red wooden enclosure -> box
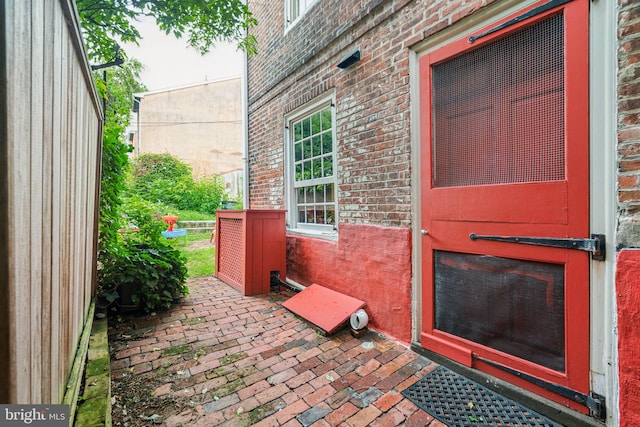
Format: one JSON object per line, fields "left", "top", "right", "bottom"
{"left": 215, "top": 210, "right": 287, "bottom": 296}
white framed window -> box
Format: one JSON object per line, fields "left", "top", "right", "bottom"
{"left": 285, "top": 0, "right": 317, "bottom": 29}
{"left": 285, "top": 96, "right": 337, "bottom": 233}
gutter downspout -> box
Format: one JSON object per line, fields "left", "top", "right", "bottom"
{"left": 242, "top": 16, "right": 250, "bottom": 209}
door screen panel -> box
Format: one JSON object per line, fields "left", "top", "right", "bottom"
{"left": 434, "top": 251, "right": 565, "bottom": 372}
{"left": 432, "top": 13, "right": 565, "bottom": 187}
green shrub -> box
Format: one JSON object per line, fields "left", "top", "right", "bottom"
{"left": 120, "top": 196, "right": 165, "bottom": 240}
{"left": 177, "top": 176, "right": 226, "bottom": 214}
{"left": 98, "top": 197, "right": 188, "bottom": 313}
{"left": 131, "top": 152, "right": 192, "bottom": 182}
{"left": 128, "top": 153, "right": 228, "bottom": 214}
{"left": 99, "top": 242, "right": 188, "bottom": 313}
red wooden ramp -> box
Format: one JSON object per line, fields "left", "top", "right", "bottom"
{"left": 282, "top": 284, "right": 365, "bottom": 334}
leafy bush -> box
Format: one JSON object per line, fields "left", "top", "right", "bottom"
{"left": 98, "top": 197, "right": 188, "bottom": 313}
{"left": 99, "top": 243, "right": 188, "bottom": 313}
{"left": 129, "top": 153, "right": 228, "bottom": 214}
{"left": 120, "top": 195, "right": 168, "bottom": 244}
{"left": 131, "top": 152, "right": 192, "bottom": 182}
{"left": 176, "top": 175, "right": 226, "bottom": 214}
{"left": 97, "top": 61, "right": 145, "bottom": 267}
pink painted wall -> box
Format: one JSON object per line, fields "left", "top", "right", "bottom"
{"left": 286, "top": 223, "right": 413, "bottom": 343}
{"left": 616, "top": 249, "right": 640, "bottom": 426}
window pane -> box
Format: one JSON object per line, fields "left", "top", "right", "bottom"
{"left": 326, "top": 183, "right": 334, "bottom": 202}
{"left": 316, "top": 185, "right": 325, "bottom": 202}
{"left": 326, "top": 206, "right": 335, "bottom": 225}
{"left": 303, "top": 161, "right": 312, "bottom": 180}
{"left": 295, "top": 142, "right": 302, "bottom": 161}
{"left": 312, "top": 158, "right": 322, "bottom": 178}
{"left": 297, "top": 187, "right": 305, "bottom": 204}
{"left": 299, "top": 208, "right": 306, "bottom": 223}
{"left": 311, "top": 112, "right": 321, "bottom": 134}
{"left": 307, "top": 205, "right": 315, "bottom": 223}
{"left": 323, "top": 155, "right": 333, "bottom": 177}
{"left": 322, "top": 132, "right": 332, "bottom": 154}
{"left": 321, "top": 108, "right": 331, "bottom": 130}
{"left": 314, "top": 205, "right": 325, "bottom": 224}
{"left": 312, "top": 135, "right": 321, "bottom": 157}
{"left": 303, "top": 139, "right": 312, "bottom": 160}
{"left": 294, "top": 122, "right": 302, "bottom": 141}
{"left": 302, "top": 118, "right": 311, "bottom": 138}
{"left": 295, "top": 163, "right": 302, "bottom": 181}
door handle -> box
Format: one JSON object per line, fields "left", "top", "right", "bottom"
{"left": 469, "top": 233, "right": 606, "bottom": 261}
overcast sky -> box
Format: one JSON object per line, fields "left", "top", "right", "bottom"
{"left": 123, "top": 17, "right": 243, "bottom": 91}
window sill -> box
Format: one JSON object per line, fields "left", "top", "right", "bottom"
{"left": 286, "top": 227, "right": 338, "bottom": 241}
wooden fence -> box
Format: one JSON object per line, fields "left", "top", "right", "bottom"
{"left": 0, "top": 0, "right": 102, "bottom": 403}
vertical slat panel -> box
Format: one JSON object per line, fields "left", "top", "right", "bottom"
{"left": 84, "top": 106, "right": 95, "bottom": 309}
{"left": 62, "top": 52, "right": 73, "bottom": 374}
{"left": 41, "top": 0, "right": 55, "bottom": 402}
{"left": 6, "top": 0, "right": 33, "bottom": 404}
{"left": 30, "top": 0, "right": 45, "bottom": 403}
{"left": 0, "top": 0, "right": 9, "bottom": 404}
{"left": 48, "top": 0, "right": 63, "bottom": 402}
{"left": 71, "top": 64, "right": 81, "bottom": 358}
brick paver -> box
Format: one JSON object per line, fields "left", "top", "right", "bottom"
{"left": 109, "top": 276, "right": 442, "bottom": 426}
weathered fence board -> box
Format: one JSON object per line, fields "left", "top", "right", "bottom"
{"left": 0, "top": 0, "right": 102, "bottom": 404}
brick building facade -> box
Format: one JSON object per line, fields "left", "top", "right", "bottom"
{"left": 246, "top": 0, "right": 639, "bottom": 424}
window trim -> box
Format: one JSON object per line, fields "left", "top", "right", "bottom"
{"left": 284, "top": 0, "right": 318, "bottom": 32}
{"left": 284, "top": 94, "right": 337, "bottom": 236}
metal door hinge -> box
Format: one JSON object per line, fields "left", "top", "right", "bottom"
{"left": 585, "top": 392, "right": 606, "bottom": 421}
{"left": 469, "top": 233, "right": 606, "bottom": 261}
{"left": 473, "top": 355, "right": 607, "bottom": 421}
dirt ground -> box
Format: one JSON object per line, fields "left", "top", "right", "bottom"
{"left": 183, "top": 237, "right": 215, "bottom": 251}
{"left": 109, "top": 277, "right": 211, "bottom": 427}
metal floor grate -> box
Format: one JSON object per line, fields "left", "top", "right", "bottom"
{"left": 402, "top": 366, "right": 562, "bottom": 426}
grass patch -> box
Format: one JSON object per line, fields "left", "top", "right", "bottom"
{"left": 173, "top": 209, "right": 217, "bottom": 221}
{"left": 184, "top": 231, "right": 211, "bottom": 243}
{"left": 184, "top": 247, "right": 216, "bottom": 277}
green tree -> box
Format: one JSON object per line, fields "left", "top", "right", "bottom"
{"left": 76, "top": 0, "right": 257, "bottom": 62}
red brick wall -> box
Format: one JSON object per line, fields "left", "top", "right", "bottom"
{"left": 618, "top": 0, "right": 640, "bottom": 242}
{"left": 247, "top": 0, "right": 494, "bottom": 220}
{"left": 617, "top": 1, "right": 640, "bottom": 425}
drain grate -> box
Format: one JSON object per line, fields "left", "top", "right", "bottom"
{"left": 402, "top": 366, "right": 563, "bottom": 426}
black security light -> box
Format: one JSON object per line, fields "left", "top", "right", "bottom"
{"left": 337, "top": 47, "right": 361, "bottom": 69}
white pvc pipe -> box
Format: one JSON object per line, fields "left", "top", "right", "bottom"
{"left": 350, "top": 309, "right": 369, "bottom": 330}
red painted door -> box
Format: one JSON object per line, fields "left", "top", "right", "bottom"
{"left": 420, "top": 0, "right": 590, "bottom": 410}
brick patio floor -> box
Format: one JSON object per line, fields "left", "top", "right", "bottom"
{"left": 109, "top": 276, "right": 445, "bottom": 426}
